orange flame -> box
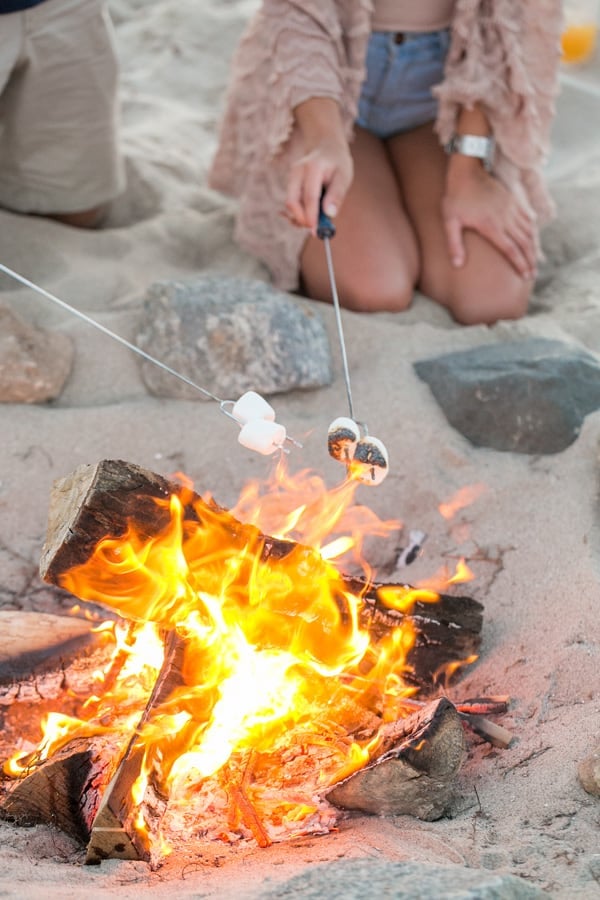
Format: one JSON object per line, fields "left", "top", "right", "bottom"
{"left": 4, "top": 463, "right": 477, "bottom": 850}
{"left": 438, "top": 483, "right": 487, "bottom": 520}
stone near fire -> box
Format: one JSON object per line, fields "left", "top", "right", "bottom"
{"left": 262, "top": 859, "right": 547, "bottom": 899}
{"left": 135, "top": 276, "right": 332, "bottom": 400}
{"left": 414, "top": 338, "right": 600, "bottom": 454}
{"left": 577, "top": 743, "right": 600, "bottom": 797}
{"left": 0, "top": 303, "right": 73, "bottom": 403}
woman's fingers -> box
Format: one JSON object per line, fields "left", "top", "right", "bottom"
{"left": 303, "top": 165, "right": 327, "bottom": 233}
{"left": 444, "top": 214, "right": 466, "bottom": 267}
{"left": 285, "top": 137, "right": 353, "bottom": 231}
{"left": 322, "top": 162, "right": 353, "bottom": 221}
{"left": 285, "top": 161, "right": 307, "bottom": 226}
{"left": 501, "top": 233, "right": 532, "bottom": 280}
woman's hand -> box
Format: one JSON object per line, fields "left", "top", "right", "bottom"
{"left": 442, "top": 156, "right": 537, "bottom": 280}
{"left": 285, "top": 98, "right": 353, "bottom": 233}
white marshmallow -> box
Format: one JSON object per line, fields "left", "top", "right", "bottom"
{"left": 238, "top": 419, "right": 287, "bottom": 455}
{"left": 327, "top": 416, "right": 360, "bottom": 462}
{"left": 232, "top": 391, "right": 276, "bottom": 424}
{"left": 351, "top": 436, "right": 389, "bottom": 486}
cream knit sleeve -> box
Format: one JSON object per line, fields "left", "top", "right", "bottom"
{"left": 434, "top": 0, "right": 562, "bottom": 222}
{"left": 209, "top": 0, "right": 370, "bottom": 290}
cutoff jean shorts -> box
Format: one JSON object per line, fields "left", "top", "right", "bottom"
{"left": 0, "top": 0, "right": 125, "bottom": 214}
{"left": 356, "top": 29, "right": 451, "bottom": 140}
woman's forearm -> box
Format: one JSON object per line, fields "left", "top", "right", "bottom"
{"left": 455, "top": 103, "right": 491, "bottom": 137}
{"left": 293, "top": 97, "right": 346, "bottom": 145}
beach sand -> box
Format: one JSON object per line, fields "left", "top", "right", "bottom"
{"left": 0, "top": 2, "right": 599, "bottom": 897}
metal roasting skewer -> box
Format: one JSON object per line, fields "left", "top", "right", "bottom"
{"left": 317, "top": 196, "right": 390, "bottom": 486}
{"left": 0, "top": 261, "right": 302, "bottom": 449}
{"left": 317, "top": 204, "right": 355, "bottom": 422}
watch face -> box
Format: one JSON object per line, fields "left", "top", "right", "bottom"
{"left": 447, "top": 135, "right": 494, "bottom": 171}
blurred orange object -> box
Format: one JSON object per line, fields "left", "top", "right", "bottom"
{"left": 561, "top": 22, "right": 598, "bottom": 63}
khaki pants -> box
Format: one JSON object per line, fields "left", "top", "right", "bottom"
{"left": 0, "top": 0, "right": 125, "bottom": 214}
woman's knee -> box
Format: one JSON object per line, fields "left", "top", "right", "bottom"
{"left": 422, "top": 252, "right": 532, "bottom": 325}
{"left": 446, "top": 276, "right": 531, "bottom": 325}
{"left": 302, "top": 257, "right": 416, "bottom": 312}
{"left": 338, "top": 268, "right": 416, "bottom": 312}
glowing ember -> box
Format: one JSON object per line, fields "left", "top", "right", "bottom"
{"left": 3, "top": 463, "right": 480, "bottom": 855}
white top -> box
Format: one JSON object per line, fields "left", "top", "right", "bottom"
{"left": 371, "top": 0, "right": 456, "bottom": 32}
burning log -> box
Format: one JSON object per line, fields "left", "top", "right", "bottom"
{"left": 327, "top": 697, "right": 465, "bottom": 820}
{"left": 0, "top": 611, "right": 102, "bottom": 685}
{"left": 0, "top": 735, "right": 123, "bottom": 844}
{"left": 39, "top": 459, "right": 483, "bottom": 689}
{"left": 85, "top": 629, "right": 188, "bottom": 863}
{"left": 0, "top": 459, "right": 488, "bottom": 863}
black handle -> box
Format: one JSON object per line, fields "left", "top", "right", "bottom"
{"left": 317, "top": 189, "right": 336, "bottom": 240}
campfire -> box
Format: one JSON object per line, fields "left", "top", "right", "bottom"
{"left": 0, "top": 459, "right": 501, "bottom": 868}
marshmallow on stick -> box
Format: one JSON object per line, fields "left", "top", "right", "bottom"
{"left": 232, "top": 390, "right": 275, "bottom": 424}
{"left": 238, "top": 419, "right": 287, "bottom": 455}
{"left": 350, "top": 436, "right": 389, "bottom": 485}
{"left": 327, "top": 416, "right": 361, "bottom": 462}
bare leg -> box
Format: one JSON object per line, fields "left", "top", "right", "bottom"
{"left": 387, "top": 123, "right": 532, "bottom": 325}
{"left": 48, "top": 204, "right": 108, "bottom": 229}
{"left": 300, "top": 126, "right": 420, "bottom": 312}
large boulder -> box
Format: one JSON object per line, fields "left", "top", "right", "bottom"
{"left": 262, "top": 859, "right": 547, "bottom": 899}
{"left": 136, "top": 276, "right": 332, "bottom": 400}
{"left": 414, "top": 338, "right": 600, "bottom": 454}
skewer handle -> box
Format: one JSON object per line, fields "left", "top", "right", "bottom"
{"left": 317, "top": 191, "right": 336, "bottom": 240}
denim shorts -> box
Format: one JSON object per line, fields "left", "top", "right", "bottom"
{"left": 356, "top": 29, "right": 450, "bottom": 139}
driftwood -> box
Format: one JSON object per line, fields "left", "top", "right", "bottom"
{"left": 39, "top": 459, "right": 483, "bottom": 690}
{"left": 327, "top": 697, "right": 465, "bottom": 820}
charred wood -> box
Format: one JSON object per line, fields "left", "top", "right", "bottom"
{"left": 0, "top": 735, "right": 122, "bottom": 845}
{"left": 326, "top": 697, "right": 465, "bottom": 820}
{"left": 40, "top": 460, "right": 483, "bottom": 690}
{"left": 86, "top": 629, "right": 188, "bottom": 864}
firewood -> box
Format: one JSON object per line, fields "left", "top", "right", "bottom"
{"left": 86, "top": 629, "right": 188, "bottom": 864}
{"left": 326, "top": 697, "right": 465, "bottom": 820}
{"left": 0, "top": 734, "right": 122, "bottom": 844}
{"left": 39, "top": 459, "right": 483, "bottom": 690}
{"left": 1, "top": 629, "right": 187, "bottom": 865}
{"left": 0, "top": 611, "right": 101, "bottom": 685}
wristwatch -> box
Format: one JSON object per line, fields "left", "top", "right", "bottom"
{"left": 445, "top": 134, "right": 495, "bottom": 172}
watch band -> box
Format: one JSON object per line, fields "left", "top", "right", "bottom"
{"left": 446, "top": 134, "right": 495, "bottom": 172}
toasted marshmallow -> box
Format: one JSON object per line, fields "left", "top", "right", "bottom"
{"left": 328, "top": 416, "right": 360, "bottom": 462}
{"left": 351, "top": 436, "right": 389, "bottom": 485}
{"left": 232, "top": 391, "right": 276, "bottom": 424}
{"left": 238, "top": 419, "right": 286, "bottom": 455}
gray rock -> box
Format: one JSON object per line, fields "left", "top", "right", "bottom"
{"left": 413, "top": 338, "right": 600, "bottom": 454}
{"left": 262, "top": 859, "right": 547, "bottom": 899}
{"left": 0, "top": 304, "right": 73, "bottom": 403}
{"left": 136, "top": 277, "right": 332, "bottom": 400}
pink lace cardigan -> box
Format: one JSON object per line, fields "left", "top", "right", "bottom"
{"left": 209, "top": 0, "right": 562, "bottom": 291}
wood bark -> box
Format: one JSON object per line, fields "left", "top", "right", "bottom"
{"left": 2, "top": 459, "right": 487, "bottom": 859}
{"left": 1, "top": 630, "right": 188, "bottom": 864}
{"left": 39, "top": 459, "right": 483, "bottom": 690}
{"left": 0, "top": 735, "right": 122, "bottom": 844}
{"left": 85, "top": 629, "right": 187, "bottom": 864}
{"left": 0, "top": 611, "right": 102, "bottom": 685}
{"left": 326, "top": 697, "right": 465, "bottom": 820}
